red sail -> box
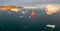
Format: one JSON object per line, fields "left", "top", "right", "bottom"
{"left": 31, "top": 10, "right": 35, "bottom": 19}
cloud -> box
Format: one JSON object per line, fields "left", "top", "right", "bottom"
{"left": 0, "top": 0, "right": 60, "bottom": 6}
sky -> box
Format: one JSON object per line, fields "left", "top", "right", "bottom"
{"left": 0, "top": 0, "right": 60, "bottom": 6}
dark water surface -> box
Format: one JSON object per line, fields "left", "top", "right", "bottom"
{"left": 0, "top": 9, "right": 60, "bottom": 31}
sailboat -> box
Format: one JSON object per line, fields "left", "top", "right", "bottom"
{"left": 31, "top": 9, "right": 35, "bottom": 19}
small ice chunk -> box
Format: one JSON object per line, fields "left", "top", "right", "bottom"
{"left": 20, "top": 16, "right": 23, "bottom": 18}
{"left": 8, "top": 11, "right": 11, "bottom": 14}
{"left": 22, "top": 11, "right": 26, "bottom": 14}
{"left": 28, "top": 16, "right": 31, "bottom": 18}
{"left": 26, "top": 10, "right": 28, "bottom": 13}
{"left": 46, "top": 24, "right": 55, "bottom": 28}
